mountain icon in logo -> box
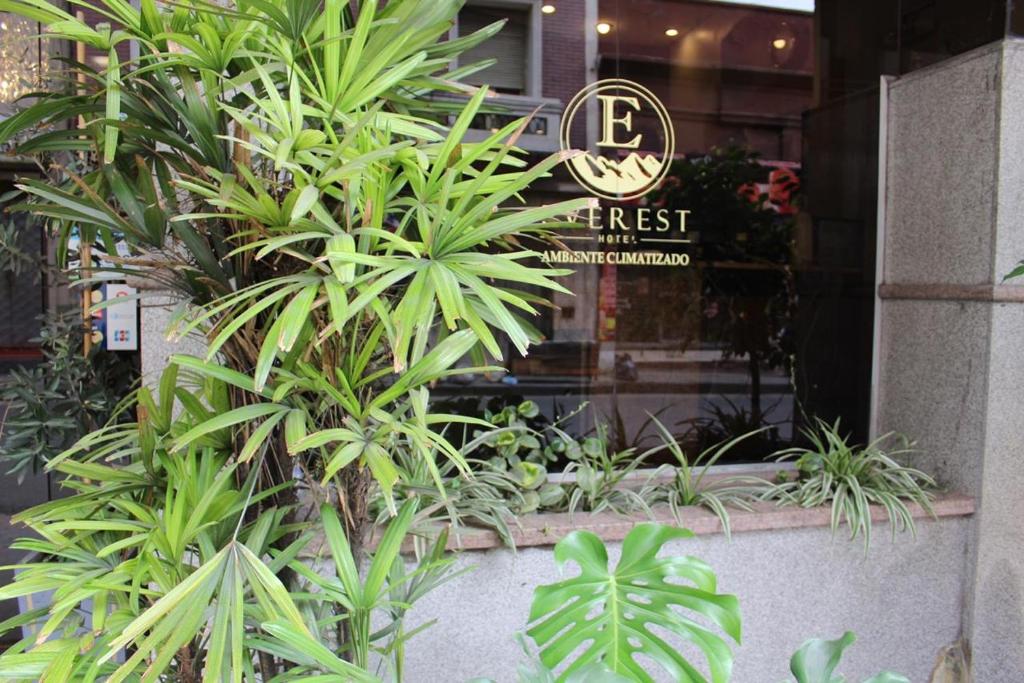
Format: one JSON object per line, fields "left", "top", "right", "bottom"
{"left": 560, "top": 80, "right": 674, "bottom": 200}
{"left": 569, "top": 151, "right": 664, "bottom": 198}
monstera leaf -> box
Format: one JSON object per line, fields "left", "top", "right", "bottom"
{"left": 789, "top": 632, "right": 910, "bottom": 683}
{"left": 467, "top": 634, "right": 632, "bottom": 683}
{"left": 526, "top": 523, "right": 741, "bottom": 683}
{"left": 515, "top": 661, "right": 633, "bottom": 683}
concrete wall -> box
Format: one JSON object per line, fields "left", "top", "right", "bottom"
{"left": 876, "top": 39, "right": 1024, "bottom": 681}
{"left": 400, "top": 518, "right": 969, "bottom": 682}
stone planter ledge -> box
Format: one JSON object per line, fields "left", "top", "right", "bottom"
{"left": 304, "top": 493, "right": 974, "bottom": 555}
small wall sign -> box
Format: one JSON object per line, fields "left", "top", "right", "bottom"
{"left": 102, "top": 283, "right": 138, "bottom": 351}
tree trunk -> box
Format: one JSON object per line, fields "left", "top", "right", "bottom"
{"left": 337, "top": 465, "right": 374, "bottom": 559}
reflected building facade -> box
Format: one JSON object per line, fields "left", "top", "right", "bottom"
{"left": 437, "top": 0, "right": 865, "bottom": 462}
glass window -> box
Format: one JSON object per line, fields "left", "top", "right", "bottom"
{"left": 433, "top": 0, "right": 897, "bottom": 465}
{"left": 442, "top": 0, "right": 1024, "bottom": 464}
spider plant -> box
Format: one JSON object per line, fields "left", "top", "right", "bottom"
{"left": 763, "top": 418, "right": 937, "bottom": 549}
{"left": 371, "top": 430, "right": 527, "bottom": 548}
{"left": 562, "top": 423, "right": 651, "bottom": 518}
{"left": 639, "top": 416, "right": 769, "bottom": 539}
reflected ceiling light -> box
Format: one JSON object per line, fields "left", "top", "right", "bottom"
{"left": 596, "top": 21, "right": 612, "bottom": 34}
{"left": 772, "top": 37, "right": 788, "bottom": 49}
{"left": 665, "top": 28, "right": 679, "bottom": 37}
{"left": 541, "top": 3, "right": 555, "bottom": 14}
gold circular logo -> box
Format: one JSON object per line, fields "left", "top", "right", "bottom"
{"left": 560, "top": 79, "right": 675, "bottom": 201}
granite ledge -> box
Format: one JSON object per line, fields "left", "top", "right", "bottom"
{"left": 438, "top": 494, "right": 974, "bottom": 551}
{"left": 345, "top": 493, "right": 974, "bottom": 554}
{"left": 879, "top": 283, "right": 1024, "bottom": 302}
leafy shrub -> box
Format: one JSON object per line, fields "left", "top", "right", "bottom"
{"left": 271, "top": 501, "right": 460, "bottom": 677}
{"left": 0, "top": 312, "right": 136, "bottom": 482}
{"left": 373, "top": 432, "right": 528, "bottom": 547}
{"left": 0, "top": 0, "right": 593, "bottom": 675}
{"left": 479, "top": 400, "right": 592, "bottom": 468}
{"left": 1, "top": 0, "right": 592, "bottom": 547}
{"left": 0, "top": 367, "right": 456, "bottom": 681}
{"left": 476, "top": 400, "right": 592, "bottom": 512}
{"left": 0, "top": 371, "right": 310, "bottom": 680}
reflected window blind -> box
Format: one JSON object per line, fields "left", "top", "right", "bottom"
{"left": 459, "top": 6, "right": 529, "bottom": 95}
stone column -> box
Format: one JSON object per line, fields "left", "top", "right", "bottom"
{"left": 875, "top": 38, "right": 1024, "bottom": 681}
{"left": 139, "top": 291, "right": 207, "bottom": 390}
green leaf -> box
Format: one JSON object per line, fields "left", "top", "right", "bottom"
{"left": 527, "top": 523, "right": 740, "bottom": 683}
{"left": 363, "top": 497, "right": 417, "bottom": 600}
{"left": 320, "top": 503, "right": 363, "bottom": 606}
{"left": 284, "top": 409, "right": 307, "bottom": 454}
{"left": 1002, "top": 260, "right": 1024, "bottom": 282}
{"left": 789, "top": 632, "right": 854, "bottom": 683}
{"left": 235, "top": 543, "right": 309, "bottom": 633}
{"left": 171, "top": 403, "right": 287, "bottom": 452}
{"left": 238, "top": 410, "right": 287, "bottom": 463}
{"left": 326, "top": 233, "right": 357, "bottom": 283}
{"left": 171, "top": 354, "right": 265, "bottom": 396}
{"left": 103, "top": 545, "right": 230, "bottom": 668}
{"left": 788, "top": 632, "right": 909, "bottom": 683}
{"left": 103, "top": 46, "right": 122, "bottom": 163}
{"left": 259, "top": 621, "right": 380, "bottom": 682}
{"left": 290, "top": 185, "right": 319, "bottom": 223}
{"left": 274, "top": 284, "right": 320, "bottom": 354}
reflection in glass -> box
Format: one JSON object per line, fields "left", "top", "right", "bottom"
{"left": 436, "top": 0, "right": 888, "bottom": 467}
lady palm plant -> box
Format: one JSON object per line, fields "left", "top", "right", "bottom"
{"left": 0, "top": 370, "right": 318, "bottom": 681}
{"left": 0, "top": 0, "right": 590, "bottom": 537}
{"left": 0, "top": 0, "right": 590, "bottom": 678}
{"left": 0, "top": 367, "right": 457, "bottom": 680}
